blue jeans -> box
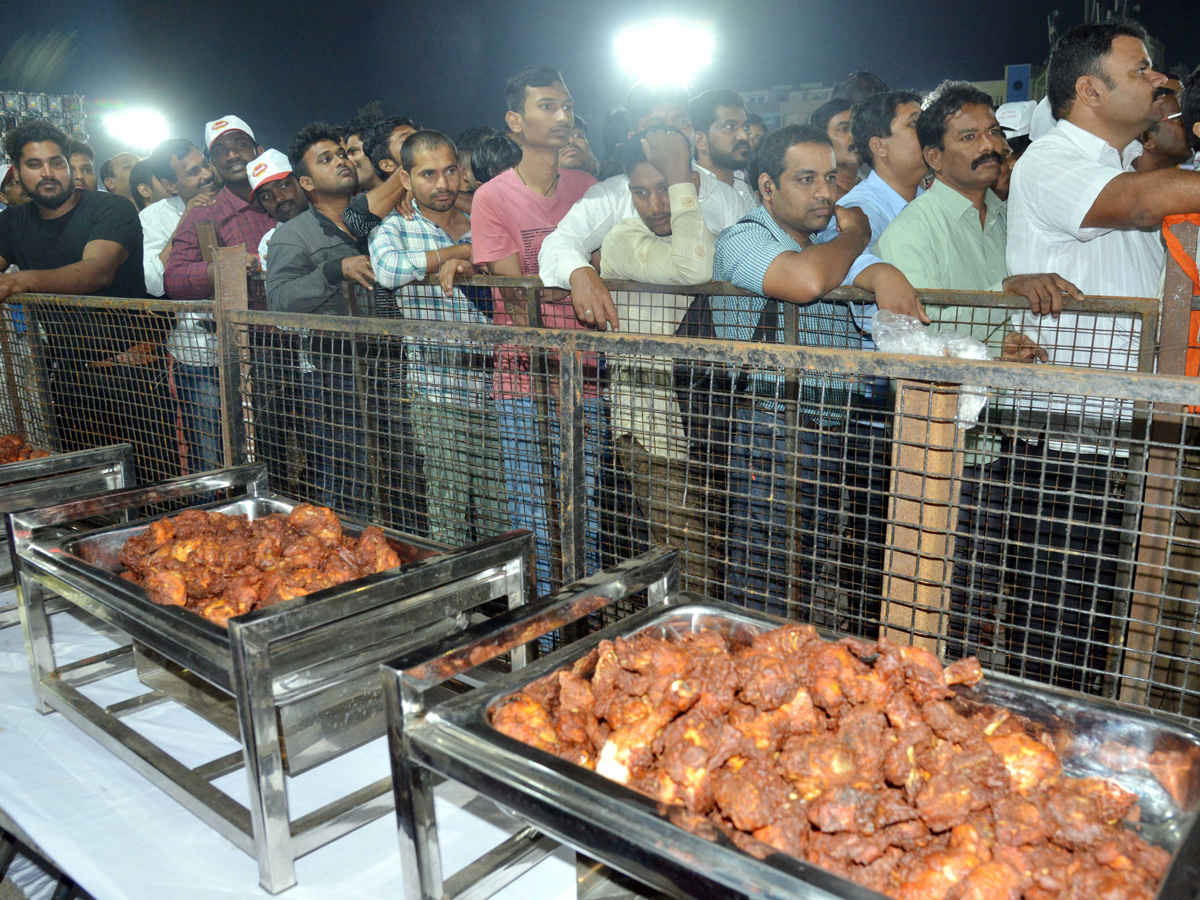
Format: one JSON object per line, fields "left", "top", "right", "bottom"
{"left": 304, "top": 361, "right": 372, "bottom": 521}
{"left": 174, "top": 362, "right": 223, "bottom": 474}
{"left": 726, "top": 404, "right": 844, "bottom": 618}
{"left": 495, "top": 395, "right": 604, "bottom": 597}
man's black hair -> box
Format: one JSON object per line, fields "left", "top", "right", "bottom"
{"left": 288, "top": 122, "right": 344, "bottom": 179}
{"left": 471, "top": 134, "right": 522, "bottom": 185}
{"left": 505, "top": 65, "right": 566, "bottom": 114}
{"left": 363, "top": 116, "right": 418, "bottom": 181}
{"left": 400, "top": 130, "right": 456, "bottom": 172}
{"left": 572, "top": 114, "right": 588, "bottom": 135}
{"left": 851, "top": 90, "right": 923, "bottom": 168}
{"left": 4, "top": 120, "right": 71, "bottom": 168}
{"left": 99, "top": 157, "right": 115, "bottom": 184}
{"left": 344, "top": 114, "right": 380, "bottom": 140}
{"left": 809, "top": 98, "right": 853, "bottom": 134}
{"left": 128, "top": 157, "right": 155, "bottom": 211}
{"left": 455, "top": 124, "right": 495, "bottom": 160}
{"left": 1046, "top": 19, "right": 1150, "bottom": 120}
{"left": 66, "top": 139, "right": 95, "bottom": 161}
{"left": 916, "top": 80, "right": 995, "bottom": 151}
{"left": 625, "top": 83, "right": 689, "bottom": 129}
{"left": 831, "top": 71, "right": 890, "bottom": 103}
{"left": 748, "top": 123, "right": 832, "bottom": 193}
{"left": 745, "top": 112, "right": 765, "bottom": 129}
{"left": 688, "top": 89, "right": 746, "bottom": 137}
{"left": 1182, "top": 64, "right": 1200, "bottom": 151}
{"left": 150, "top": 137, "right": 199, "bottom": 182}
{"left": 619, "top": 128, "right": 655, "bottom": 176}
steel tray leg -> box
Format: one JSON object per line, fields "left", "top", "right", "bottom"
{"left": 229, "top": 625, "right": 295, "bottom": 894}
{"left": 384, "top": 669, "right": 444, "bottom": 900}
{"left": 16, "top": 572, "right": 54, "bottom": 715}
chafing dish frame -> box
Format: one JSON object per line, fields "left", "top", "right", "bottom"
{"left": 0, "top": 443, "right": 133, "bottom": 625}
{"left": 383, "top": 569, "right": 1200, "bottom": 900}
{"left": 10, "top": 464, "right": 536, "bottom": 894}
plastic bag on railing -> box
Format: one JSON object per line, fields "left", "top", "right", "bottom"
{"left": 870, "top": 309, "right": 992, "bottom": 428}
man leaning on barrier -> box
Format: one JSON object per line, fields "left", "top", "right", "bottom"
{"left": 368, "top": 130, "right": 508, "bottom": 546}
{"left": 712, "top": 123, "right": 928, "bottom": 619}
{"left": 0, "top": 119, "right": 177, "bottom": 485}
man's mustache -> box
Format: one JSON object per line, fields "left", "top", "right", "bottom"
{"left": 972, "top": 151, "right": 1004, "bottom": 169}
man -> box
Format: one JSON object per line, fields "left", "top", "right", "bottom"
{"left": 832, "top": 71, "right": 890, "bottom": 103}
{"left": 559, "top": 114, "right": 599, "bottom": 178}
{"left": 164, "top": 116, "right": 274, "bottom": 474}
{"left": 68, "top": 140, "right": 97, "bottom": 191}
{"left": 100, "top": 151, "right": 138, "bottom": 204}
{"left": 0, "top": 120, "right": 175, "bottom": 484}
{"left": 1006, "top": 20, "right": 1200, "bottom": 692}
{"left": 810, "top": 98, "right": 861, "bottom": 199}
{"left": 342, "top": 116, "right": 418, "bottom": 241}
{"left": 745, "top": 113, "right": 767, "bottom": 150}
{"left": 367, "top": 130, "right": 507, "bottom": 545}
{"left": 247, "top": 149, "right": 309, "bottom": 271}
{"left": 689, "top": 89, "right": 755, "bottom": 206}
{"left": 454, "top": 125, "right": 495, "bottom": 215}
{"left": 876, "top": 81, "right": 1083, "bottom": 666}
{"left": 472, "top": 65, "right": 599, "bottom": 595}
{"left": 537, "top": 80, "right": 749, "bottom": 331}
{"left": 1184, "top": 64, "right": 1200, "bottom": 161}
{"left": 712, "top": 123, "right": 927, "bottom": 617}
{"left": 599, "top": 127, "right": 713, "bottom": 561}
{"left": 143, "top": 137, "right": 216, "bottom": 299}
{"left": 128, "top": 157, "right": 170, "bottom": 212}
{"left": 344, "top": 114, "right": 382, "bottom": 192}
{"left": 993, "top": 100, "right": 1037, "bottom": 201}
{"left": 267, "top": 123, "right": 375, "bottom": 518}
{"left": 1131, "top": 88, "right": 1193, "bottom": 172}
{"left": 0, "top": 165, "right": 24, "bottom": 209}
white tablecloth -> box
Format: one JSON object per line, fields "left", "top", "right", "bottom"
{"left": 0, "top": 592, "right": 576, "bottom": 900}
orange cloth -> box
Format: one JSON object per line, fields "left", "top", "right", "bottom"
{"left": 1163, "top": 215, "right": 1200, "bottom": 409}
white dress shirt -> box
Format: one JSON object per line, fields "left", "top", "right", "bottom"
{"left": 139, "top": 195, "right": 186, "bottom": 298}
{"left": 537, "top": 163, "right": 750, "bottom": 289}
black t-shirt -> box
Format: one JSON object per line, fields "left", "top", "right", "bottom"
{"left": 0, "top": 189, "right": 146, "bottom": 298}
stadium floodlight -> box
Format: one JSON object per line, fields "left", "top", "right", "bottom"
{"left": 615, "top": 18, "right": 714, "bottom": 86}
{"left": 104, "top": 108, "right": 169, "bottom": 153}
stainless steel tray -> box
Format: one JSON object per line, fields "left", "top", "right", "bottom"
{"left": 11, "top": 465, "right": 537, "bottom": 893}
{"left": 385, "top": 571, "right": 1200, "bottom": 900}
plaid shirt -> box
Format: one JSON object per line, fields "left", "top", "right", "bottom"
{"left": 163, "top": 187, "right": 274, "bottom": 300}
{"left": 368, "top": 205, "right": 489, "bottom": 405}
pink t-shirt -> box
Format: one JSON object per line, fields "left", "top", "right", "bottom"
{"left": 471, "top": 167, "right": 599, "bottom": 398}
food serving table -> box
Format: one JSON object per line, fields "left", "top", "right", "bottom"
{"left": 384, "top": 550, "right": 1200, "bottom": 900}
{"left": 0, "top": 597, "right": 578, "bottom": 900}
{"left": 7, "top": 465, "right": 540, "bottom": 893}
{"left": 0, "top": 443, "right": 133, "bottom": 627}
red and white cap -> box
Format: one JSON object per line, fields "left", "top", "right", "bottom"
{"left": 247, "top": 149, "right": 292, "bottom": 197}
{"left": 0, "top": 164, "right": 12, "bottom": 189}
{"left": 204, "top": 115, "right": 255, "bottom": 150}
{"left": 996, "top": 101, "right": 1037, "bottom": 139}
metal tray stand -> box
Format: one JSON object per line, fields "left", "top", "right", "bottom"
{"left": 383, "top": 552, "right": 1200, "bottom": 900}
{"left": 10, "top": 464, "right": 535, "bottom": 893}
{"left": 0, "top": 443, "right": 133, "bottom": 627}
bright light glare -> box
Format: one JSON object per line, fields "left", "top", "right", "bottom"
{"left": 615, "top": 18, "right": 714, "bottom": 86}
{"left": 104, "top": 109, "right": 169, "bottom": 153}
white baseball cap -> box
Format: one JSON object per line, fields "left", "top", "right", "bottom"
{"left": 247, "top": 149, "right": 292, "bottom": 197}
{"left": 0, "top": 164, "right": 12, "bottom": 188}
{"left": 204, "top": 115, "right": 255, "bottom": 150}
{"left": 996, "top": 101, "right": 1037, "bottom": 139}
{"left": 1029, "top": 96, "right": 1057, "bottom": 142}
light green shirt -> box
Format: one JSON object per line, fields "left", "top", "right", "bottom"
{"left": 876, "top": 178, "right": 1012, "bottom": 354}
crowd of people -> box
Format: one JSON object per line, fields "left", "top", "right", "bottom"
{"left": 0, "top": 19, "right": 1198, "bottom": 691}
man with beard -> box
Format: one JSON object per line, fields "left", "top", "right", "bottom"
{"left": 343, "top": 114, "right": 382, "bottom": 192}
{"left": 0, "top": 120, "right": 176, "bottom": 483}
{"left": 712, "top": 124, "right": 926, "bottom": 617}
{"left": 267, "top": 123, "right": 375, "bottom": 518}
{"left": 246, "top": 149, "right": 309, "bottom": 271}
{"left": 68, "top": 140, "right": 97, "bottom": 191}
{"left": 689, "top": 88, "right": 755, "bottom": 207}
{"left": 810, "top": 98, "right": 862, "bottom": 199}
{"left": 341, "top": 116, "right": 418, "bottom": 241}
{"left": 559, "top": 115, "right": 599, "bottom": 178}
{"left": 876, "top": 81, "right": 1081, "bottom": 669}
{"left": 367, "top": 130, "right": 507, "bottom": 544}
{"left": 164, "top": 116, "right": 273, "bottom": 473}
{"left": 537, "top": 80, "right": 748, "bottom": 331}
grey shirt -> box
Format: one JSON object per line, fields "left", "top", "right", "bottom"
{"left": 265, "top": 207, "right": 363, "bottom": 314}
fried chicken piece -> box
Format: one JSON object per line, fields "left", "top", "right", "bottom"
{"left": 893, "top": 848, "right": 984, "bottom": 900}
{"left": 287, "top": 503, "right": 343, "bottom": 544}
{"left": 750, "top": 622, "right": 819, "bottom": 659}
{"left": 916, "top": 742, "right": 1010, "bottom": 832}
{"left": 711, "top": 758, "right": 794, "bottom": 832}
{"left": 492, "top": 694, "right": 564, "bottom": 756}
{"left": 923, "top": 700, "right": 977, "bottom": 745}
{"left": 283, "top": 533, "right": 329, "bottom": 568}
{"left": 200, "top": 595, "right": 251, "bottom": 627}
{"left": 945, "top": 657, "right": 984, "bottom": 687}
{"left": 656, "top": 711, "right": 743, "bottom": 814}
{"left": 945, "top": 860, "right": 1023, "bottom": 900}
{"left": 986, "top": 731, "right": 1062, "bottom": 795}
{"left": 780, "top": 731, "right": 859, "bottom": 798}
{"left": 144, "top": 569, "right": 187, "bottom": 606}
{"left": 736, "top": 653, "right": 798, "bottom": 711}
{"left": 355, "top": 525, "right": 401, "bottom": 571}
{"left": 728, "top": 683, "right": 819, "bottom": 755}
{"left": 993, "top": 795, "right": 1047, "bottom": 846}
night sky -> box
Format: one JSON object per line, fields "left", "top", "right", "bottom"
{"left": 3, "top": 0, "right": 1197, "bottom": 166}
